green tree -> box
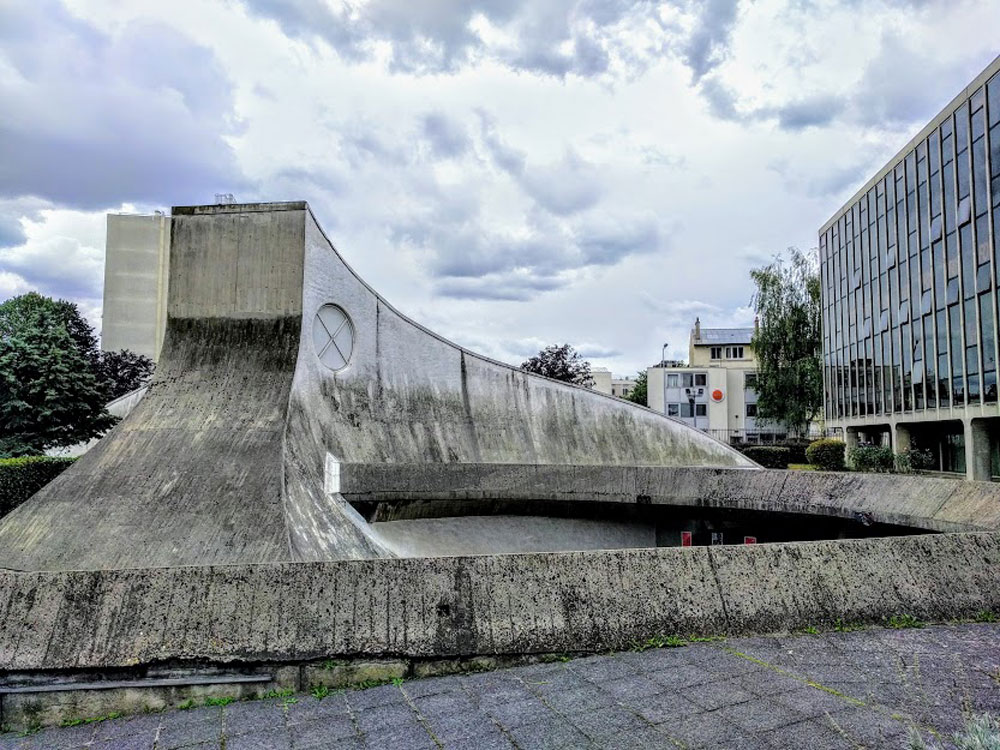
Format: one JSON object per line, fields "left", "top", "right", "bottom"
{"left": 0, "top": 293, "right": 118, "bottom": 456}
{"left": 750, "top": 248, "right": 822, "bottom": 436}
{"left": 98, "top": 349, "right": 154, "bottom": 401}
{"left": 624, "top": 370, "right": 647, "bottom": 406}
{"left": 520, "top": 344, "right": 594, "bottom": 386}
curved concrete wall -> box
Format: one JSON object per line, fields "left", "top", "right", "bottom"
{"left": 0, "top": 202, "right": 753, "bottom": 571}
{"left": 339, "top": 464, "right": 1000, "bottom": 534}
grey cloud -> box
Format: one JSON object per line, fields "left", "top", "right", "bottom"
{"left": 0, "top": 2, "right": 246, "bottom": 209}
{"left": 520, "top": 153, "right": 605, "bottom": 216}
{"left": 0, "top": 198, "right": 47, "bottom": 249}
{"left": 699, "top": 76, "right": 743, "bottom": 121}
{"left": 436, "top": 273, "right": 565, "bottom": 301}
{"left": 421, "top": 114, "right": 470, "bottom": 158}
{"left": 769, "top": 94, "right": 846, "bottom": 131}
{"left": 478, "top": 112, "right": 527, "bottom": 175}
{"left": 576, "top": 215, "right": 663, "bottom": 264}
{"left": 242, "top": 0, "right": 659, "bottom": 78}
{"left": 851, "top": 32, "right": 972, "bottom": 128}
{"left": 576, "top": 343, "right": 622, "bottom": 358}
{"left": 682, "top": 0, "right": 741, "bottom": 83}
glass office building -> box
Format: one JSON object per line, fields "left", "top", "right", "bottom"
{"left": 819, "top": 55, "right": 1000, "bottom": 479}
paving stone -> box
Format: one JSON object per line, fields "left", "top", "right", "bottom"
{"left": 288, "top": 715, "right": 358, "bottom": 743}
{"left": 714, "top": 699, "right": 807, "bottom": 733}
{"left": 597, "top": 674, "right": 663, "bottom": 701}
{"left": 645, "top": 663, "right": 717, "bottom": 690}
{"left": 95, "top": 713, "right": 162, "bottom": 740}
{"left": 414, "top": 691, "right": 478, "bottom": 719}
{"left": 361, "top": 721, "right": 436, "bottom": 749}
{"left": 90, "top": 736, "right": 157, "bottom": 750}
{"left": 536, "top": 685, "right": 617, "bottom": 715}
{"left": 1, "top": 723, "right": 96, "bottom": 749}
{"left": 771, "top": 684, "right": 858, "bottom": 717}
{"left": 484, "top": 697, "right": 558, "bottom": 729}
{"left": 353, "top": 702, "right": 420, "bottom": 734}
{"left": 630, "top": 690, "right": 704, "bottom": 724}
{"left": 345, "top": 684, "right": 406, "bottom": 711}
{"left": 284, "top": 694, "right": 350, "bottom": 724}
{"left": 569, "top": 656, "right": 634, "bottom": 683}
{"left": 223, "top": 701, "right": 285, "bottom": 737}
{"left": 223, "top": 727, "right": 291, "bottom": 750}
{"left": 760, "top": 718, "right": 855, "bottom": 749}
{"left": 440, "top": 729, "right": 517, "bottom": 750}
{"left": 659, "top": 712, "right": 755, "bottom": 748}
{"left": 569, "top": 705, "right": 648, "bottom": 742}
{"left": 505, "top": 716, "right": 595, "bottom": 750}
{"left": 403, "top": 675, "right": 463, "bottom": 699}
{"left": 682, "top": 679, "right": 756, "bottom": 711}
{"left": 423, "top": 709, "right": 498, "bottom": 742}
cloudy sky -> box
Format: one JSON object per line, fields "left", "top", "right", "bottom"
{"left": 1, "top": 0, "right": 998, "bottom": 374}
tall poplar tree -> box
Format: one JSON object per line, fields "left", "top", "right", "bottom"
{"left": 750, "top": 249, "right": 823, "bottom": 435}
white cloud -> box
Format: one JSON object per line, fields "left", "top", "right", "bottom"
{"left": 2, "top": 0, "right": 999, "bottom": 376}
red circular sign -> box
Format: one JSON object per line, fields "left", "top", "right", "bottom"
{"left": 711, "top": 389, "right": 724, "bottom": 402}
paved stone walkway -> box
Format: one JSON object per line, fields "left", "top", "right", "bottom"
{"left": 2, "top": 623, "right": 999, "bottom": 749}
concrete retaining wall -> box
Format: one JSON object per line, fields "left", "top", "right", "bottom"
{"left": 2, "top": 532, "right": 999, "bottom": 673}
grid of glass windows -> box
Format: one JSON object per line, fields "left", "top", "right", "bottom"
{"left": 821, "top": 70, "right": 1000, "bottom": 421}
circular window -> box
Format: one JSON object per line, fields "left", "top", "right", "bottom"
{"left": 312, "top": 304, "right": 355, "bottom": 371}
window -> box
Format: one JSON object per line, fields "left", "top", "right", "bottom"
{"left": 667, "top": 403, "right": 679, "bottom": 417}
{"left": 695, "top": 404, "right": 707, "bottom": 417}
{"left": 679, "top": 403, "right": 694, "bottom": 418}
{"left": 746, "top": 404, "right": 758, "bottom": 417}
{"left": 745, "top": 373, "right": 758, "bottom": 390}
{"left": 725, "top": 346, "right": 745, "bottom": 359}
{"left": 681, "top": 373, "right": 693, "bottom": 388}
{"left": 667, "top": 373, "right": 678, "bottom": 387}
{"left": 694, "top": 373, "right": 707, "bottom": 386}
{"left": 710, "top": 347, "right": 722, "bottom": 359}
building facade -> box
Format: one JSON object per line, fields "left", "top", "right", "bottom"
{"left": 819, "top": 55, "right": 1000, "bottom": 480}
{"left": 592, "top": 369, "right": 637, "bottom": 399}
{"left": 102, "top": 212, "right": 170, "bottom": 361}
{"left": 647, "top": 319, "right": 784, "bottom": 442}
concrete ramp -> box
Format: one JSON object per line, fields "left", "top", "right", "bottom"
{"left": 0, "top": 201, "right": 754, "bottom": 572}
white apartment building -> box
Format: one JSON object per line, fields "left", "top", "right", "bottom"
{"left": 646, "top": 319, "right": 785, "bottom": 443}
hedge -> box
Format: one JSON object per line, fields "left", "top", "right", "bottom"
{"left": 741, "top": 445, "right": 792, "bottom": 469}
{"left": 0, "top": 456, "right": 76, "bottom": 518}
{"left": 848, "top": 445, "right": 895, "bottom": 473}
{"left": 806, "top": 438, "right": 846, "bottom": 471}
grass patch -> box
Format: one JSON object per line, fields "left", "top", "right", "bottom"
{"left": 539, "top": 653, "right": 572, "bottom": 663}
{"left": 974, "top": 611, "right": 999, "bottom": 623}
{"left": 59, "top": 712, "right": 121, "bottom": 728}
{"left": 799, "top": 625, "right": 820, "bottom": 635}
{"left": 887, "top": 614, "right": 925, "bottom": 630}
{"left": 908, "top": 712, "right": 1000, "bottom": 749}
{"left": 203, "top": 696, "right": 235, "bottom": 707}
{"left": 833, "top": 618, "right": 865, "bottom": 633}
{"left": 787, "top": 463, "right": 817, "bottom": 471}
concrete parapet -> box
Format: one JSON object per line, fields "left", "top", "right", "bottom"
{"left": 1, "top": 532, "right": 999, "bottom": 675}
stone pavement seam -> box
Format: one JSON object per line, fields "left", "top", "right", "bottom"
{"left": 399, "top": 681, "right": 446, "bottom": 748}
{"left": 716, "top": 642, "right": 955, "bottom": 745}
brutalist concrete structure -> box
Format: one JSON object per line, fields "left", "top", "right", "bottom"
{"left": 2, "top": 202, "right": 1000, "bottom": 730}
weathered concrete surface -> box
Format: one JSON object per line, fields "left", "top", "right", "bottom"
{"left": 372, "top": 515, "right": 656, "bottom": 557}
{"left": 340, "top": 463, "right": 1000, "bottom": 533}
{"left": 1, "top": 532, "right": 999, "bottom": 672}
{"left": 0, "top": 201, "right": 754, "bottom": 571}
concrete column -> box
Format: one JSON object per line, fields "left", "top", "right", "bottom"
{"left": 966, "top": 418, "right": 992, "bottom": 482}
{"left": 845, "top": 427, "right": 859, "bottom": 469}
{"left": 892, "top": 423, "right": 911, "bottom": 454}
